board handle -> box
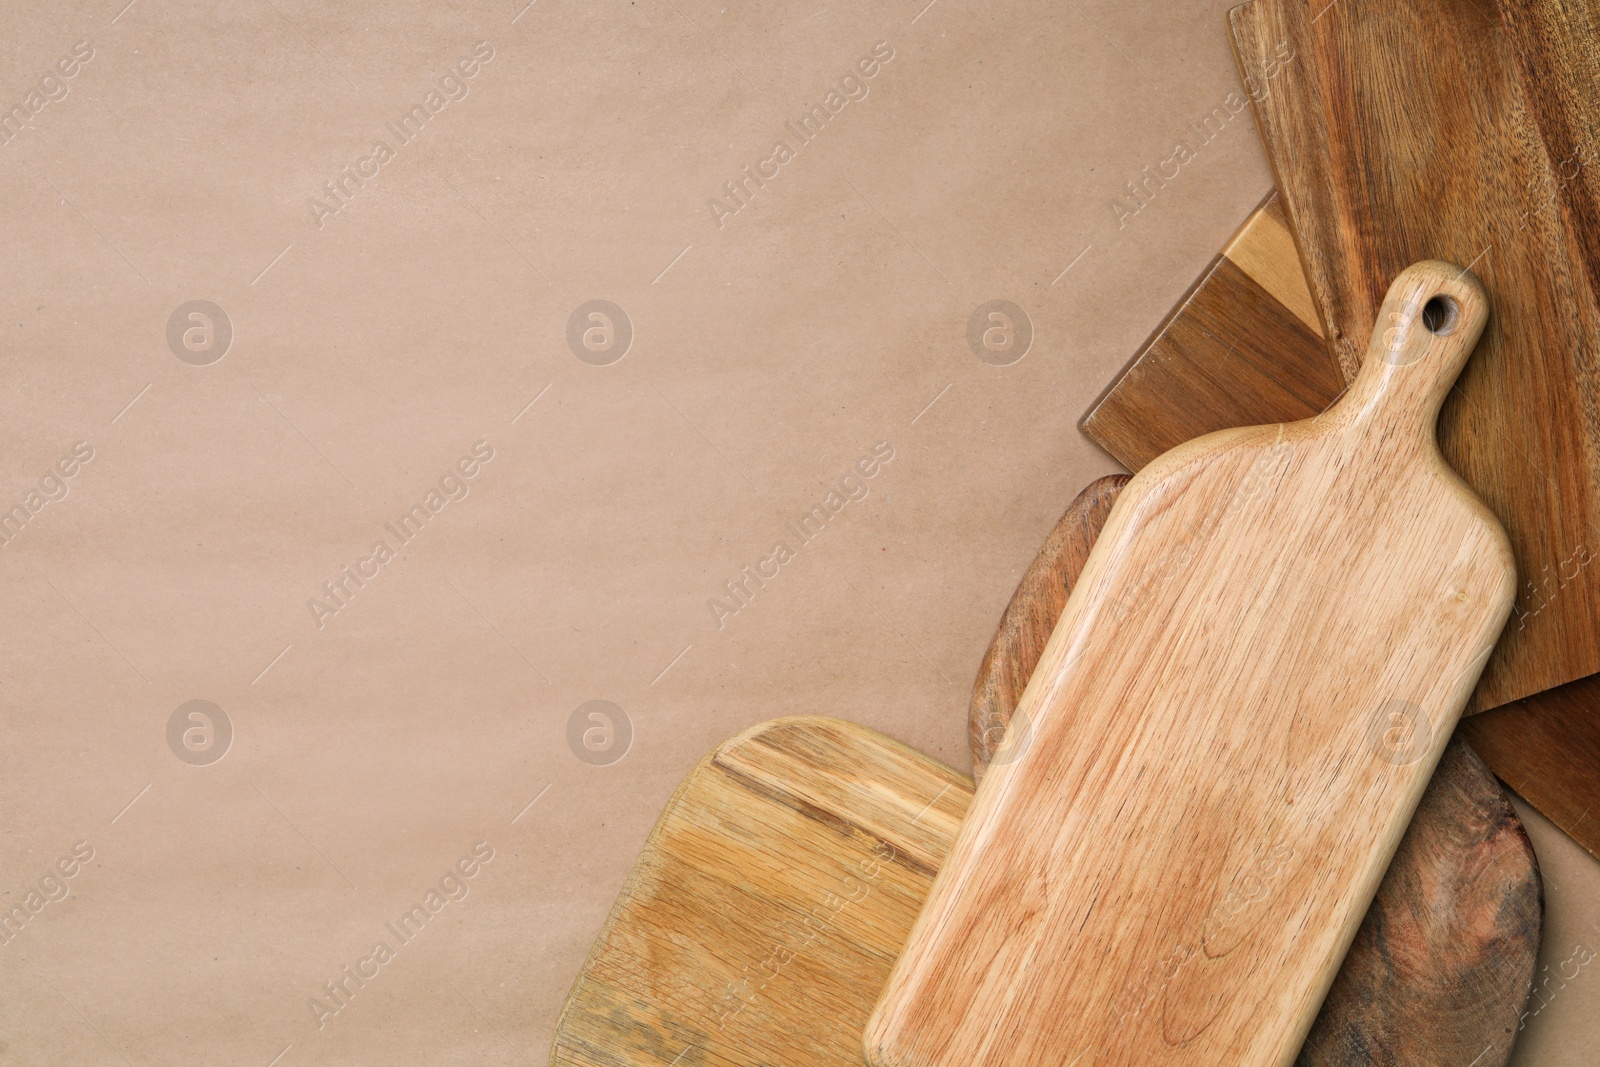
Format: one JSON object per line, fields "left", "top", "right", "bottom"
{"left": 1344, "top": 260, "right": 1490, "bottom": 438}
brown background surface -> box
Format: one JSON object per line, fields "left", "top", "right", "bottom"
{"left": 0, "top": 0, "right": 1592, "bottom": 1063}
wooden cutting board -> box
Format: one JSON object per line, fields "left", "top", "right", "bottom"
{"left": 553, "top": 484, "right": 1539, "bottom": 1067}
{"left": 550, "top": 716, "right": 968, "bottom": 1067}
{"left": 865, "top": 262, "right": 1517, "bottom": 1067}
{"left": 969, "top": 473, "right": 1132, "bottom": 776}
{"left": 1228, "top": 0, "right": 1600, "bottom": 715}
{"left": 969, "top": 474, "right": 1540, "bottom": 1067}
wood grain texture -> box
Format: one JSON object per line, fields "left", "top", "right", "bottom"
{"left": 550, "top": 715, "right": 1538, "bottom": 1067}
{"left": 867, "top": 262, "right": 1517, "bottom": 1067}
{"left": 549, "top": 716, "right": 969, "bottom": 1067}
{"left": 1223, "top": 192, "right": 1323, "bottom": 335}
{"left": 1079, "top": 192, "right": 1344, "bottom": 472}
{"left": 550, "top": 448, "right": 1542, "bottom": 1067}
{"left": 1303, "top": 740, "right": 1540, "bottom": 1067}
{"left": 1230, "top": 0, "right": 1600, "bottom": 712}
{"left": 969, "top": 477, "right": 1540, "bottom": 1067}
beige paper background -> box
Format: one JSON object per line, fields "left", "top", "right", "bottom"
{"left": 0, "top": 0, "right": 1593, "bottom": 1063}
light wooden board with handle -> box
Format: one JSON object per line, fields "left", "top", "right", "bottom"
{"left": 551, "top": 552, "right": 1539, "bottom": 1067}
{"left": 865, "top": 261, "right": 1518, "bottom": 1067}
{"left": 1229, "top": 0, "right": 1600, "bottom": 714}
{"left": 1078, "top": 190, "right": 1600, "bottom": 862}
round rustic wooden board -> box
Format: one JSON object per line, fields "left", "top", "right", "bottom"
{"left": 969, "top": 475, "right": 1543, "bottom": 1067}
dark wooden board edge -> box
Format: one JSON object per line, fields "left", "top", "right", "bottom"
{"left": 969, "top": 473, "right": 1129, "bottom": 779}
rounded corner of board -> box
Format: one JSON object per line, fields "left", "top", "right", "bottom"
{"left": 711, "top": 714, "right": 857, "bottom": 758}
{"left": 859, "top": 1027, "right": 903, "bottom": 1067}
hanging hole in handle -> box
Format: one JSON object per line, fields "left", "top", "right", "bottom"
{"left": 1421, "top": 295, "right": 1460, "bottom": 336}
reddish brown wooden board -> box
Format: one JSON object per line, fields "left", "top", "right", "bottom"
{"left": 1080, "top": 192, "right": 1342, "bottom": 472}
{"left": 1229, "top": 0, "right": 1600, "bottom": 715}
{"left": 968, "top": 476, "right": 1541, "bottom": 1066}
{"left": 1460, "top": 673, "right": 1600, "bottom": 854}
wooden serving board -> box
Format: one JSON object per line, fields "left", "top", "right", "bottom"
{"left": 1078, "top": 192, "right": 1600, "bottom": 861}
{"left": 969, "top": 475, "right": 1540, "bottom": 1067}
{"left": 1229, "top": 0, "right": 1600, "bottom": 714}
{"left": 552, "top": 473, "right": 1538, "bottom": 1067}
{"left": 550, "top": 716, "right": 968, "bottom": 1067}
{"left": 866, "top": 262, "right": 1517, "bottom": 1067}
{"left": 551, "top": 716, "right": 1538, "bottom": 1067}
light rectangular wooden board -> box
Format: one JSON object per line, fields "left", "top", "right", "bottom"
{"left": 868, "top": 263, "right": 1518, "bottom": 1067}
{"left": 551, "top": 716, "right": 968, "bottom": 1067}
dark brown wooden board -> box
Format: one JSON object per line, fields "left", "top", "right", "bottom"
{"left": 1080, "top": 192, "right": 1343, "bottom": 472}
{"left": 1460, "top": 673, "right": 1600, "bottom": 855}
{"left": 1229, "top": 0, "right": 1600, "bottom": 715}
{"left": 968, "top": 477, "right": 1542, "bottom": 1067}
{"left": 1305, "top": 739, "right": 1543, "bottom": 1067}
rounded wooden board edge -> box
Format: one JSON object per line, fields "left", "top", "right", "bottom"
{"left": 1228, "top": 0, "right": 1600, "bottom": 713}
{"left": 1299, "top": 740, "right": 1543, "bottom": 1066}
{"left": 969, "top": 474, "right": 1130, "bottom": 781}
{"left": 712, "top": 714, "right": 969, "bottom": 786}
